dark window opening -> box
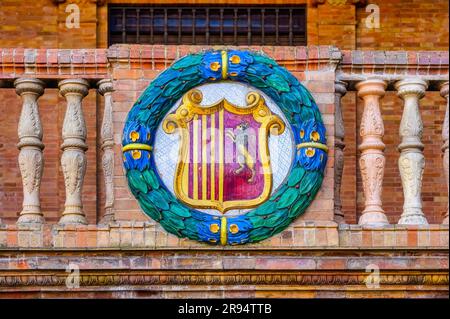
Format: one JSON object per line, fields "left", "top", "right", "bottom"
{"left": 108, "top": 5, "right": 306, "bottom": 46}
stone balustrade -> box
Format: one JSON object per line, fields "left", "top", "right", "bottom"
{"left": 2, "top": 76, "right": 114, "bottom": 228}
{"left": 333, "top": 77, "right": 449, "bottom": 227}
{"left": 0, "top": 46, "right": 448, "bottom": 241}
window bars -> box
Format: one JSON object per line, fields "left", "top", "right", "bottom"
{"left": 108, "top": 6, "right": 307, "bottom": 46}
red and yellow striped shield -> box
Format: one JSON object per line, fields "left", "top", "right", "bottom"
{"left": 163, "top": 89, "right": 285, "bottom": 214}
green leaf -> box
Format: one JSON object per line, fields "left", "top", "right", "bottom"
{"left": 267, "top": 74, "right": 290, "bottom": 92}
{"left": 178, "top": 65, "right": 201, "bottom": 78}
{"left": 253, "top": 54, "right": 276, "bottom": 66}
{"left": 300, "top": 107, "right": 316, "bottom": 121}
{"left": 247, "top": 200, "right": 277, "bottom": 217}
{"left": 248, "top": 227, "right": 271, "bottom": 242}
{"left": 299, "top": 171, "right": 321, "bottom": 195}
{"left": 172, "top": 54, "right": 202, "bottom": 70}
{"left": 158, "top": 187, "right": 173, "bottom": 203}
{"left": 161, "top": 210, "right": 186, "bottom": 230}
{"left": 270, "top": 217, "right": 292, "bottom": 236}
{"left": 281, "top": 94, "right": 301, "bottom": 113}
{"left": 142, "top": 170, "right": 160, "bottom": 189}
{"left": 162, "top": 82, "right": 183, "bottom": 97}
{"left": 245, "top": 73, "right": 269, "bottom": 88}
{"left": 264, "top": 210, "right": 288, "bottom": 228}
{"left": 277, "top": 187, "right": 299, "bottom": 209}
{"left": 127, "top": 170, "right": 148, "bottom": 194}
{"left": 287, "top": 167, "right": 306, "bottom": 187}
{"left": 139, "top": 197, "right": 162, "bottom": 221}
{"left": 299, "top": 88, "right": 312, "bottom": 107}
{"left": 289, "top": 195, "right": 310, "bottom": 218}
{"left": 170, "top": 202, "right": 191, "bottom": 218}
{"left": 147, "top": 191, "right": 170, "bottom": 210}
{"left": 250, "top": 209, "right": 287, "bottom": 229}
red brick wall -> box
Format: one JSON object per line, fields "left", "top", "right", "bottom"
{"left": 1, "top": 1, "right": 448, "bottom": 51}
{"left": 356, "top": 0, "right": 449, "bottom": 51}
{"left": 0, "top": 0, "right": 58, "bottom": 48}
{"left": 0, "top": 0, "right": 98, "bottom": 49}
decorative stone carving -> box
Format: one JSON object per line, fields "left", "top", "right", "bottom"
{"left": 0, "top": 272, "right": 447, "bottom": 288}
{"left": 440, "top": 82, "right": 449, "bottom": 225}
{"left": 334, "top": 81, "right": 347, "bottom": 223}
{"left": 98, "top": 79, "right": 115, "bottom": 224}
{"left": 14, "top": 78, "right": 46, "bottom": 225}
{"left": 58, "top": 79, "right": 89, "bottom": 225}
{"left": 355, "top": 79, "right": 389, "bottom": 226}
{"left": 395, "top": 79, "right": 428, "bottom": 225}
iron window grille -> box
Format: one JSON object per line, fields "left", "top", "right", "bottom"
{"left": 108, "top": 5, "right": 306, "bottom": 46}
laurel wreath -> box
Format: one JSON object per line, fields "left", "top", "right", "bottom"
{"left": 122, "top": 49, "right": 328, "bottom": 245}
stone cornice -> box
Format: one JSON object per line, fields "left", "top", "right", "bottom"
{"left": 0, "top": 271, "right": 447, "bottom": 287}
{"left": 337, "top": 50, "right": 449, "bottom": 86}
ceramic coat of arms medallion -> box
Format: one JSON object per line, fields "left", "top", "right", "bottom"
{"left": 122, "top": 50, "right": 328, "bottom": 245}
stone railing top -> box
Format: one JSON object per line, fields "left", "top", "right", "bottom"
{"left": 0, "top": 46, "right": 448, "bottom": 87}
{"left": 338, "top": 50, "right": 449, "bottom": 84}
{"left": 0, "top": 48, "right": 108, "bottom": 82}
{"left": 106, "top": 44, "right": 343, "bottom": 70}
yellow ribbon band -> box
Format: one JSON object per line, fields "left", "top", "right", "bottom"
{"left": 221, "top": 50, "right": 228, "bottom": 80}
{"left": 220, "top": 216, "right": 227, "bottom": 246}
{"left": 296, "top": 142, "right": 329, "bottom": 152}
{"left": 122, "top": 143, "right": 153, "bottom": 152}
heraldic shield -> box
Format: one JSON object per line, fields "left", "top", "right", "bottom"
{"left": 162, "top": 89, "right": 286, "bottom": 214}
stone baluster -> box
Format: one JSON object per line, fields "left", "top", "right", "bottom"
{"left": 355, "top": 79, "right": 389, "bottom": 226}
{"left": 334, "top": 81, "right": 347, "bottom": 224}
{"left": 98, "top": 79, "right": 115, "bottom": 224}
{"left": 58, "top": 79, "right": 89, "bottom": 225}
{"left": 14, "top": 78, "right": 46, "bottom": 224}
{"left": 440, "top": 81, "right": 449, "bottom": 225}
{"left": 395, "top": 79, "right": 428, "bottom": 225}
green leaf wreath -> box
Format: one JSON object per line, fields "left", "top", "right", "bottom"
{"left": 122, "top": 49, "right": 328, "bottom": 245}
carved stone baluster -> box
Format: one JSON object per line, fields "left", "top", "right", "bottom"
{"left": 355, "top": 79, "right": 389, "bottom": 226}
{"left": 0, "top": 80, "right": 6, "bottom": 224}
{"left": 97, "top": 79, "right": 115, "bottom": 224}
{"left": 334, "top": 81, "right": 347, "bottom": 224}
{"left": 58, "top": 79, "right": 89, "bottom": 225}
{"left": 395, "top": 79, "right": 428, "bottom": 225}
{"left": 440, "top": 81, "right": 449, "bottom": 225}
{"left": 14, "top": 78, "right": 46, "bottom": 224}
